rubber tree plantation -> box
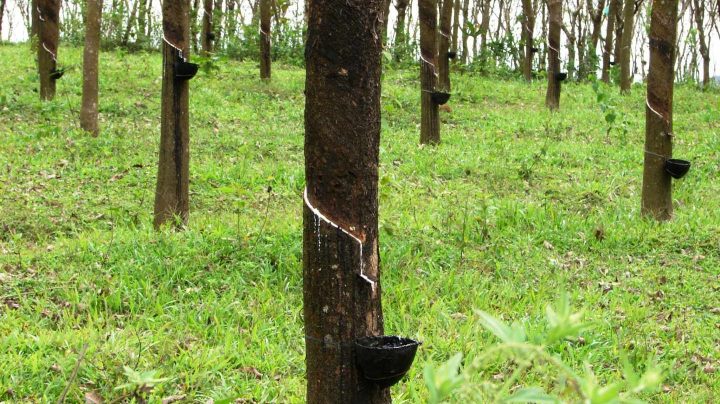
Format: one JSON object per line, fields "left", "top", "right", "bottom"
{"left": 2, "top": 0, "right": 720, "bottom": 401}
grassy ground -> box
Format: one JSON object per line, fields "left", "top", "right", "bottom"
{"left": 0, "top": 43, "right": 719, "bottom": 402}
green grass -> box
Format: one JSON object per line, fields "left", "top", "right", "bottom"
{"left": 1, "top": 43, "right": 719, "bottom": 402}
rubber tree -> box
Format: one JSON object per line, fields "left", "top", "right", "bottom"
{"left": 438, "top": 0, "right": 453, "bottom": 91}
{"left": 691, "top": 0, "right": 710, "bottom": 87}
{"left": 419, "top": 0, "right": 440, "bottom": 143}
{"left": 303, "top": 1, "right": 389, "bottom": 402}
{"left": 36, "top": 0, "right": 61, "bottom": 101}
{"left": 259, "top": 0, "right": 271, "bottom": 80}
{"left": 641, "top": 0, "right": 679, "bottom": 220}
{"left": 80, "top": 0, "right": 102, "bottom": 136}
{"left": 451, "top": 0, "right": 460, "bottom": 55}
{"left": 521, "top": 0, "right": 538, "bottom": 81}
{"left": 619, "top": 0, "right": 634, "bottom": 92}
{"left": 394, "top": 0, "right": 410, "bottom": 61}
{"left": 201, "top": 0, "right": 214, "bottom": 55}
{"left": 0, "top": 0, "right": 6, "bottom": 36}
{"left": 154, "top": 0, "right": 192, "bottom": 228}
{"left": 601, "top": 0, "right": 619, "bottom": 82}
{"left": 546, "top": 0, "right": 562, "bottom": 110}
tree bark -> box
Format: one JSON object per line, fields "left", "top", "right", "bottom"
{"left": 619, "top": 0, "right": 634, "bottom": 92}
{"left": 438, "top": 0, "right": 453, "bottom": 91}
{"left": 0, "top": 0, "right": 6, "bottom": 38}
{"left": 419, "top": 0, "right": 440, "bottom": 144}
{"left": 37, "top": 0, "right": 60, "bottom": 101}
{"left": 201, "top": 0, "right": 213, "bottom": 55}
{"left": 521, "top": 0, "right": 536, "bottom": 81}
{"left": 451, "top": 0, "right": 460, "bottom": 53}
{"left": 642, "top": 0, "right": 678, "bottom": 220}
{"left": 259, "top": 0, "right": 271, "bottom": 80}
{"left": 304, "top": 1, "right": 389, "bottom": 403}
{"left": 154, "top": 0, "right": 191, "bottom": 228}
{"left": 461, "top": 0, "right": 469, "bottom": 62}
{"left": 383, "top": 0, "right": 392, "bottom": 44}
{"left": 80, "top": 0, "right": 102, "bottom": 136}
{"left": 122, "top": 0, "right": 138, "bottom": 45}
{"left": 601, "top": 0, "right": 619, "bottom": 82}
{"left": 546, "top": 0, "right": 562, "bottom": 110}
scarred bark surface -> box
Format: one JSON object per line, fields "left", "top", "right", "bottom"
{"left": 80, "top": 0, "right": 102, "bottom": 136}
{"left": 303, "top": 1, "right": 389, "bottom": 402}
{"left": 259, "top": 0, "right": 271, "bottom": 80}
{"left": 154, "top": 0, "right": 191, "bottom": 228}
{"left": 37, "top": 0, "right": 60, "bottom": 101}
{"left": 642, "top": 0, "right": 678, "bottom": 220}
{"left": 419, "top": 0, "right": 440, "bottom": 143}
{"left": 545, "top": 0, "right": 561, "bottom": 110}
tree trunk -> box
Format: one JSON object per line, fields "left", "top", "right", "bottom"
{"left": 451, "top": 0, "right": 460, "bottom": 53}
{"left": 259, "top": 0, "right": 271, "bottom": 80}
{"left": 304, "top": 1, "right": 389, "bottom": 403}
{"left": 154, "top": 0, "right": 191, "bottom": 228}
{"left": 438, "top": 0, "right": 452, "bottom": 91}
{"left": 201, "top": 0, "right": 213, "bottom": 54}
{"left": 419, "top": 0, "right": 440, "bottom": 144}
{"left": 37, "top": 0, "right": 60, "bottom": 101}
{"left": 521, "top": 0, "right": 536, "bottom": 81}
{"left": 122, "top": 0, "right": 138, "bottom": 45}
{"left": 461, "top": 0, "right": 469, "bottom": 62}
{"left": 80, "top": 0, "right": 102, "bottom": 136}
{"left": 642, "top": 0, "right": 678, "bottom": 220}
{"left": 601, "top": 0, "right": 618, "bottom": 82}
{"left": 394, "top": 0, "right": 409, "bottom": 61}
{"left": 226, "top": 0, "right": 236, "bottom": 40}
{"left": 619, "top": 0, "right": 634, "bottom": 92}
{"left": 546, "top": 0, "right": 562, "bottom": 110}
{"left": 692, "top": 0, "right": 710, "bottom": 87}
{"left": 383, "top": 0, "right": 392, "bottom": 44}
{"left": 0, "top": 0, "right": 6, "bottom": 38}
{"left": 213, "top": 0, "right": 223, "bottom": 47}
{"left": 584, "top": 0, "right": 605, "bottom": 79}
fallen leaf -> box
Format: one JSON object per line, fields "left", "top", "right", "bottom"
{"left": 162, "top": 394, "right": 187, "bottom": 404}
{"left": 240, "top": 367, "right": 263, "bottom": 379}
{"left": 85, "top": 391, "right": 104, "bottom": 404}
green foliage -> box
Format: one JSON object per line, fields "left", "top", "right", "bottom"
{"left": 425, "top": 294, "right": 663, "bottom": 403}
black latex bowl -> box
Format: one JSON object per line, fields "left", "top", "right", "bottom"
{"left": 355, "top": 336, "right": 421, "bottom": 388}
{"left": 447, "top": 51, "right": 457, "bottom": 59}
{"left": 609, "top": 60, "right": 617, "bottom": 66}
{"left": 530, "top": 46, "right": 539, "bottom": 53}
{"left": 431, "top": 91, "right": 451, "bottom": 105}
{"left": 174, "top": 61, "right": 199, "bottom": 80}
{"left": 207, "top": 32, "right": 216, "bottom": 41}
{"left": 555, "top": 72, "right": 568, "bottom": 81}
{"left": 49, "top": 68, "right": 64, "bottom": 80}
{"left": 664, "top": 159, "right": 691, "bottom": 179}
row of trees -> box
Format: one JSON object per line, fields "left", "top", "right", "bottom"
{"left": 2, "top": 0, "right": 718, "bottom": 84}
{"left": 14, "top": 0, "right": 688, "bottom": 401}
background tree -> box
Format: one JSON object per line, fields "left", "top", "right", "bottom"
{"left": 303, "top": 0, "right": 389, "bottom": 402}
{"left": 154, "top": 0, "right": 192, "bottom": 228}
{"left": 0, "top": 0, "right": 6, "bottom": 37}
{"left": 259, "top": 0, "right": 271, "bottom": 80}
{"left": 394, "top": 0, "right": 411, "bottom": 61}
{"left": 601, "top": 0, "right": 619, "bottom": 82}
{"left": 438, "top": 0, "right": 453, "bottom": 91}
{"left": 201, "top": 0, "right": 214, "bottom": 55}
{"left": 546, "top": 0, "right": 562, "bottom": 109}
{"left": 80, "top": 0, "right": 102, "bottom": 136}
{"left": 691, "top": 0, "right": 710, "bottom": 87}
{"left": 642, "top": 0, "right": 679, "bottom": 220}
{"left": 520, "top": 0, "right": 538, "bottom": 81}
{"left": 36, "top": 0, "right": 60, "bottom": 101}
{"left": 419, "top": 0, "right": 440, "bottom": 143}
{"left": 619, "top": 0, "right": 634, "bottom": 92}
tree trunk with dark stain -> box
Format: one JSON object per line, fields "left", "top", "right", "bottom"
{"left": 80, "top": 0, "right": 102, "bottom": 136}
{"left": 419, "top": 0, "right": 440, "bottom": 144}
{"left": 619, "top": 0, "right": 634, "bottom": 93}
{"left": 601, "top": 0, "right": 618, "bottom": 82}
{"left": 642, "top": 0, "right": 678, "bottom": 220}
{"left": 520, "top": 0, "right": 536, "bottom": 81}
{"left": 438, "top": 0, "right": 453, "bottom": 91}
{"left": 259, "top": 0, "right": 271, "bottom": 80}
{"left": 154, "top": 0, "right": 191, "bottom": 229}
{"left": 304, "top": 1, "right": 389, "bottom": 402}
{"left": 201, "top": 0, "right": 213, "bottom": 55}
{"left": 36, "top": 0, "right": 60, "bottom": 101}
{"left": 613, "top": 3, "right": 623, "bottom": 69}
{"left": 545, "top": 0, "right": 561, "bottom": 110}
